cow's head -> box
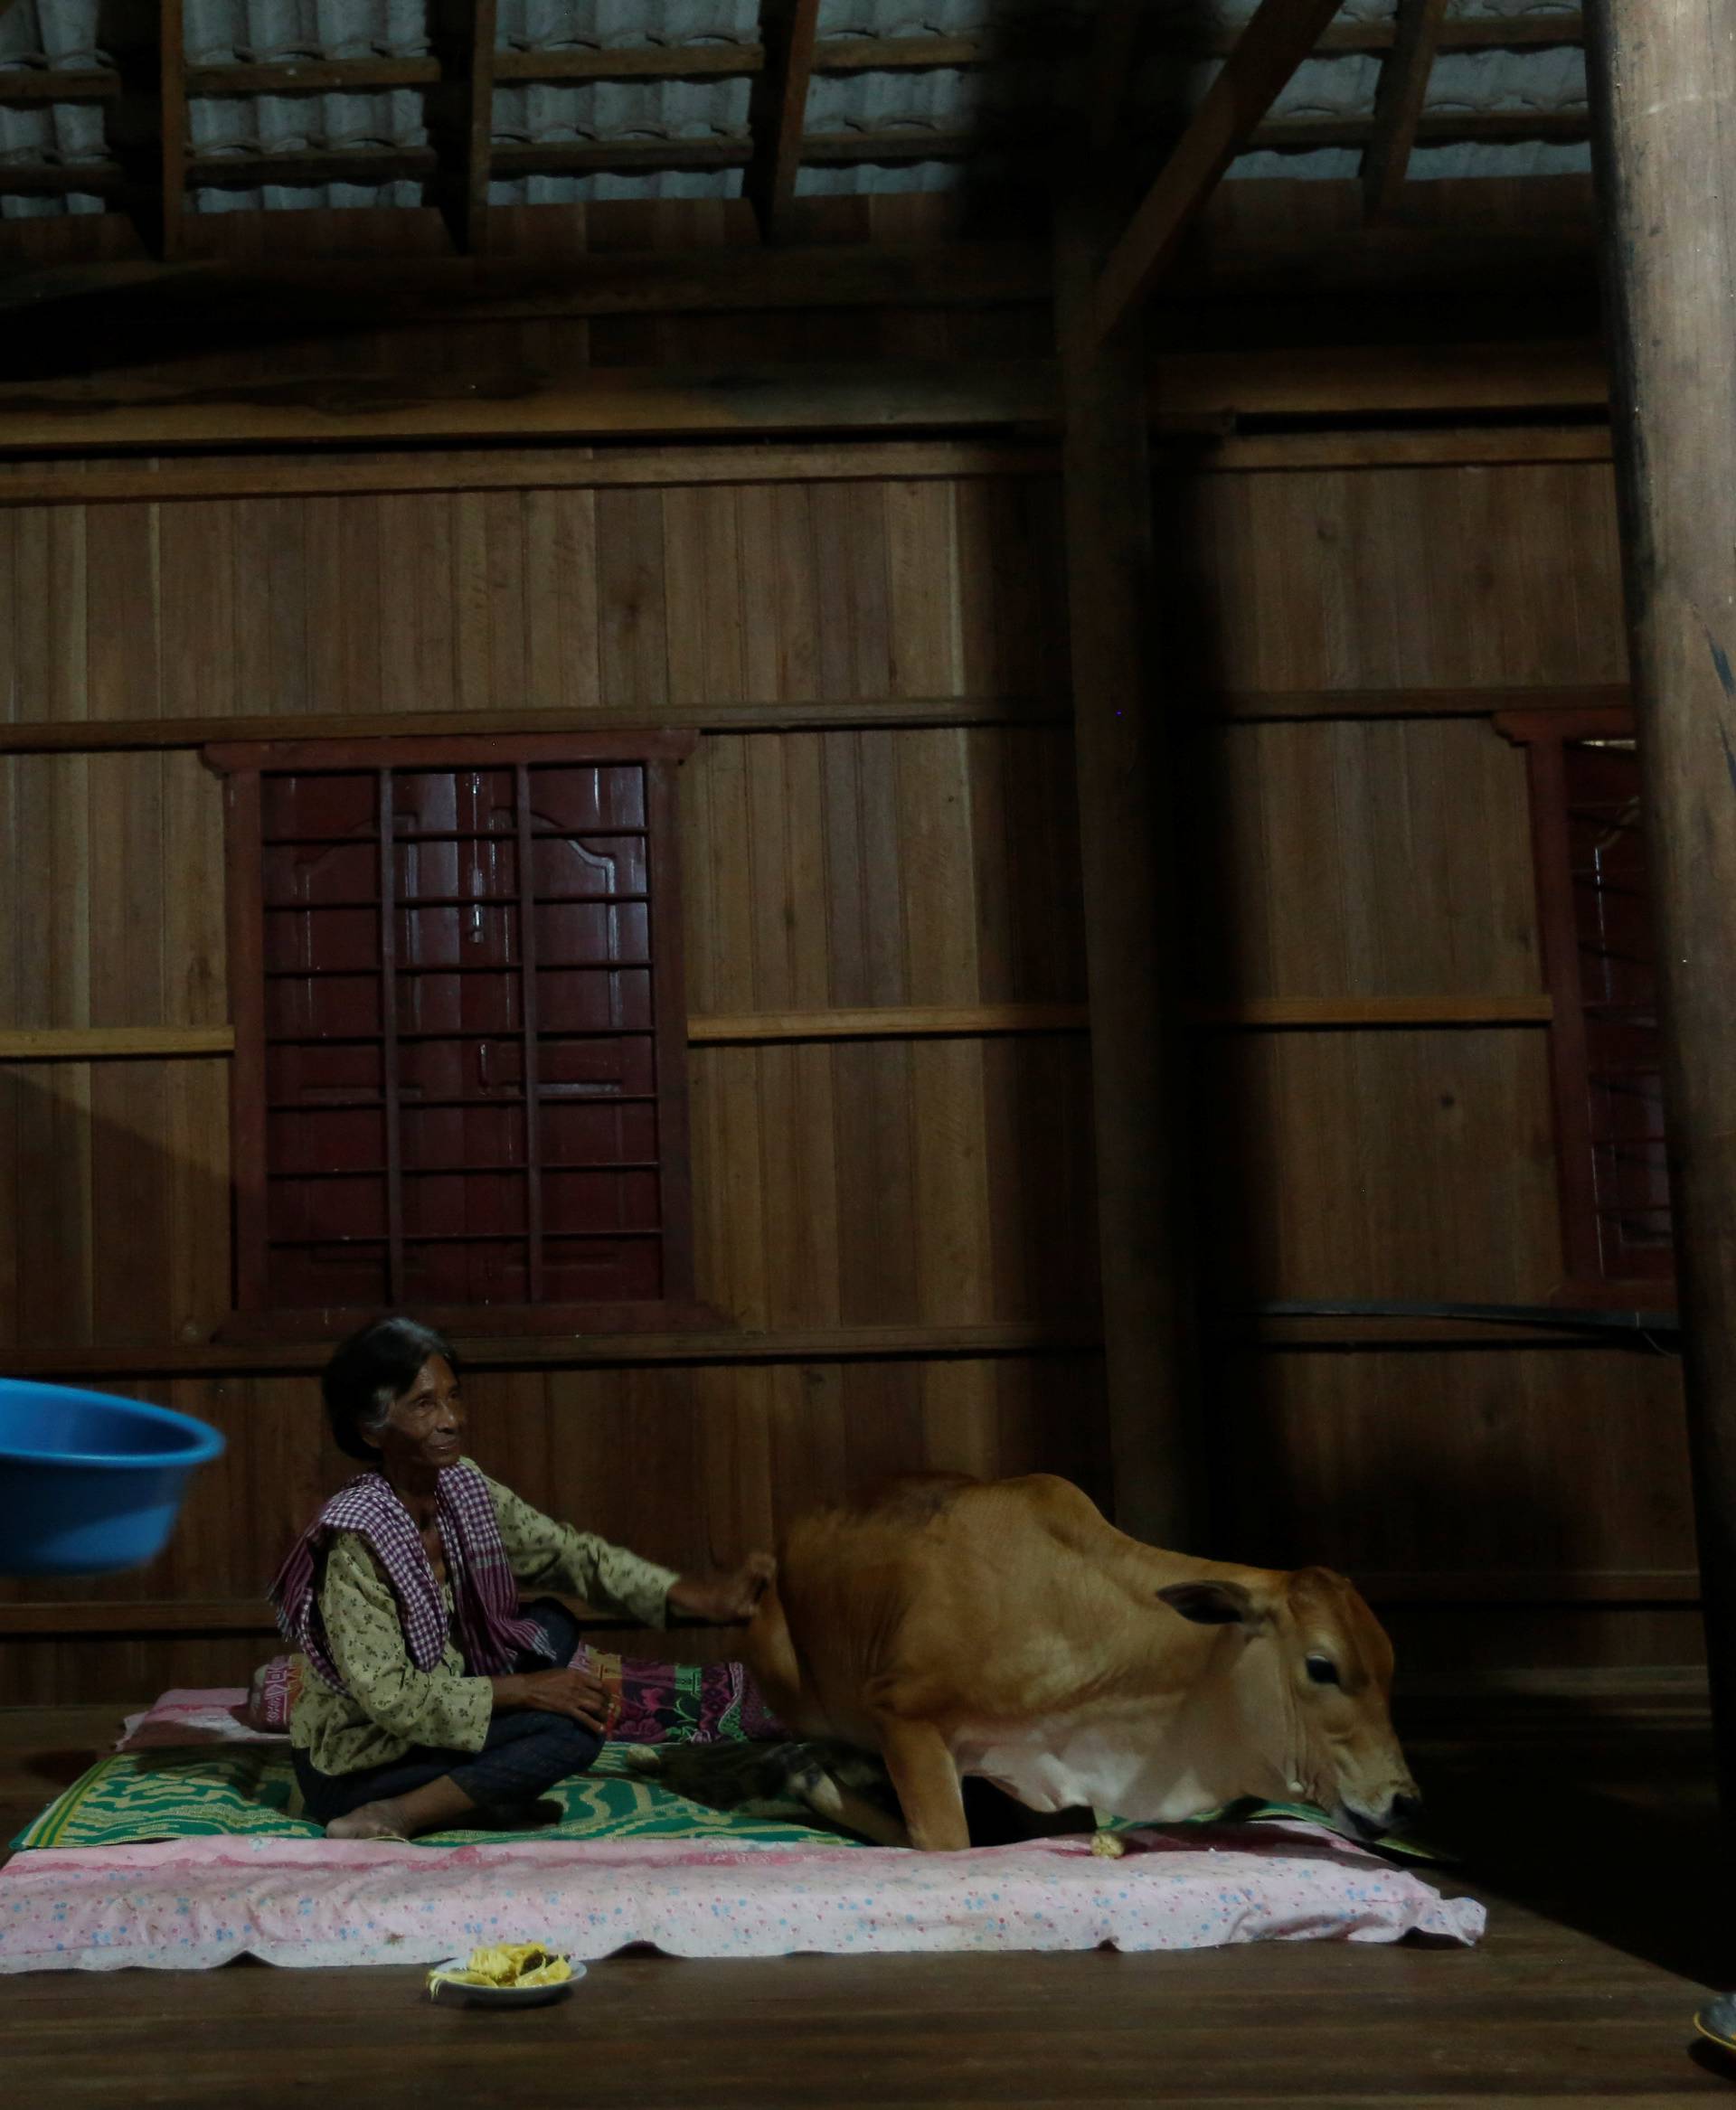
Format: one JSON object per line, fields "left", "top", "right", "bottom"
{"left": 1157, "top": 1566, "right": 1420, "bottom": 1841}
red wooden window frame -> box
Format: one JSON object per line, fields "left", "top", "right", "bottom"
{"left": 205, "top": 732, "right": 711, "bottom": 1337}
{"left": 1497, "top": 708, "right": 1676, "bottom": 1307}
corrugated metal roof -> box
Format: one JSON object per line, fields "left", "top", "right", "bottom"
{"left": 497, "top": 0, "right": 758, "bottom": 51}
{"left": 493, "top": 74, "right": 751, "bottom": 144}
{"left": 1, "top": 0, "right": 1597, "bottom": 222}
{"left": 185, "top": 2, "right": 430, "bottom": 64}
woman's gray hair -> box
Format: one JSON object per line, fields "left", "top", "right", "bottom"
{"left": 322, "top": 1316, "right": 458, "bottom": 1462}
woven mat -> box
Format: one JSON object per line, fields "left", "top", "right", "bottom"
{"left": 11, "top": 1742, "right": 864, "bottom": 1852}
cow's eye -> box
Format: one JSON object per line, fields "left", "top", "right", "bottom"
{"left": 1305, "top": 1655, "right": 1340, "bottom": 1687}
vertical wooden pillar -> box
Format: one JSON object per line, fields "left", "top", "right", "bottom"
{"left": 1054, "top": 202, "right": 1200, "bottom": 1549}
{"left": 1586, "top": 2, "right": 1736, "bottom": 1802}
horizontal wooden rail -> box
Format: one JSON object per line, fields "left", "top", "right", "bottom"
{"left": 1358, "top": 1568, "right": 1701, "bottom": 1606}
{"left": 1184, "top": 996, "right": 1554, "bottom": 1029}
{"left": 0, "top": 424, "right": 1613, "bottom": 515}
{"left": 0, "top": 1599, "right": 742, "bottom": 1636}
{"left": 2, "top": 1566, "right": 1693, "bottom": 1637}
{"left": 0, "top": 697, "right": 1065, "bottom": 758}
{"left": 1241, "top": 1313, "right": 1657, "bottom": 1349}
{"left": 1194, "top": 428, "right": 1614, "bottom": 474}
{"left": 0, "top": 1026, "right": 234, "bottom": 1061}
{"left": 0, "top": 438, "right": 1058, "bottom": 510}
{"left": 0, "top": 687, "right": 1628, "bottom": 758}
{"left": 0, "top": 360, "right": 1059, "bottom": 456}
{"left": 689, "top": 1004, "right": 1087, "bottom": 1044}
{"left": 0, "top": 1322, "right": 1100, "bottom": 1380}
{"left": 1206, "top": 683, "right": 1631, "bottom": 723}
{"left": 0, "top": 344, "right": 1606, "bottom": 458}
{"left": 0, "top": 1600, "right": 277, "bottom": 1635}
{"left": 1, "top": 1003, "right": 1541, "bottom": 1068}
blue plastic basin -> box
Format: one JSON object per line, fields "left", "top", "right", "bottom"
{"left": 0, "top": 1380, "right": 226, "bottom": 1577}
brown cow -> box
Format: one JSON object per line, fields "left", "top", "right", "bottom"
{"left": 742, "top": 1472, "right": 1421, "bottom": 1851}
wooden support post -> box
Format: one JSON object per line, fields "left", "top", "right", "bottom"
{"left": 1085, "top": 1, "right": 1148, "bottom": 160}
{"left": 1586, "top": 0, "right": 1736, "bottom": 1805}
{"left": 1361, "top": 0, "right": 1449, "bottom": 220}
{"left": 745, "top": 0, "right": 821, "bottom": 241}
{"left": 430, "top": 0, "right": 498, "bottom": 254}
{"left": 1055, "top": 201, "right": 1200, "bottom": 1549}
{"left": 109, "top": 0, "right": 185, "bottom": 259}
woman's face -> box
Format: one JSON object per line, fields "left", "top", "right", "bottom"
{"left": 370, "top": 1354, "right": 464, "bottom": 1478}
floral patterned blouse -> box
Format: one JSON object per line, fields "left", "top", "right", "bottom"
{"left": 291, "top": 1465, "right": 678, "bottom": 1776}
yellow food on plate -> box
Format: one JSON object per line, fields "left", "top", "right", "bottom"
{"left": 428, "top": 1941, "right": 573, "bottom": 1990}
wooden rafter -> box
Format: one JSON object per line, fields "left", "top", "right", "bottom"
{"left": 745, "top": 0, "right": 822, "bottom": 242}
{"left": 1362, "top": 0, "right": 1452, "bottom": 218}
{"left": 1084, "top": 1, "right": 1148, "bottom": 160}
{"left": 97, "top": 0, "right": 186, "bottom": 259}
{"left": 0, "top": 69, "right": 118, "bottom": 104}
{"left": 159, "top": 0, "right": 188, "bottom": 259}
{"left": 0, "top": 242, "right": 1049, "bottom": 328}
{"left": 429, "top": 0, "right": 498, "bottom": 255}
{"left": 1091, "top": 0, "right": 1347, "bottom": 343}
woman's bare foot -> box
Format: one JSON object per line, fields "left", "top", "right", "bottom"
{"left": 324, "top": 1773, "right": 479, "bottom": 1842}
{"left": 326, "top": 1797, "right": 411, "bottom": 1841}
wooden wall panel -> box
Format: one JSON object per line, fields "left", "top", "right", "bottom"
{"left": 1188, "top": 718, "right": 1543, "bottom": 1000}
{"left": 1160, "top": 460, "right": 1630, "bottom": 692}
{"left": 687, "top": 1037, "right": 1098, "bottom": 1331}
{"left": 1194, "top": 1028, "right": 1562, "bottom": 1304}
{"left": 0, "top": 472, "right": 1066, "bottom": 730}
{"left": 1215, "top": 1348, "right": 1694, "bottom": 1582}
{"left": 683, "top": 728, "right": 1086, "bottom": 1016}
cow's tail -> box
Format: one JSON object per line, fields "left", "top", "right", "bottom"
{"left": 744, "top": 1579, "right": 807, "bottom": 1729}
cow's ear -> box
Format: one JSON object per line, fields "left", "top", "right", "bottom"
{"left": 1157, "top": 1580, "right": 1264, "bottom": 1628}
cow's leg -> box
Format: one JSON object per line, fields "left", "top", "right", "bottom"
{"left": 796, "top": 1765, "right": 912, "bottom": 1850}
{"left": 875, "top": 1719, "right": 969, "bottom": 1851}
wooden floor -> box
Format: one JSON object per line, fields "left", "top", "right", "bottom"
{"left": 0, "top": 1697, "right": 1731, "bottom": 2107}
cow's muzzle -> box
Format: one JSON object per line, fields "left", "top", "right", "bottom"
{"left": 1344, "top": 1791, "right": 1423, "bottom": 1842}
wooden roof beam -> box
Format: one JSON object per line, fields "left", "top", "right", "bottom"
{"left": 0, "top": 13, "right": 1594, "bottom": 114}
{"left": 0, "top": 108, "right": 1594, "bottom": 211}
{"left": 1363, "top": 0, "right": 1451, "bottom": 219}
{"left": 1085, "top": 2, "right": 1148, "bottom": 161}
{"left": 430, "top": 0, "right": 498, "bottom": 254}
{"left": 745, "top": 0, "right": 821, "bottom": 241}
{"left": 0, "top": 68, "right": 118, "bottom": 105}
{"left": 102, "top": 1, "right": 186, "bottom": 259}
{"left": 1091, "top": 0, "right": 1346, "bottom": 344}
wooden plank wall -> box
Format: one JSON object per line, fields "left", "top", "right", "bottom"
{"left": 0, "top": 192, "right": 1702, "bottom": 1703}
{"left": 0, "top": 447, "right": 1103, "bottom": 1702}
{"left": 1163, "top": 456, "right": 1701, "bottom": 1685}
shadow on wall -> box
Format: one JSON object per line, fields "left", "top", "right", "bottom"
{"left": 0, "top": 1059, "right": 233, "bottom": 1355}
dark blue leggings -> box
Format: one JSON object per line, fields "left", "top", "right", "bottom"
{"left": 293, "top": 1600, "right": 602, "bottom": 1824}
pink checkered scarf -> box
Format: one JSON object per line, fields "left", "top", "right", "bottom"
{"left": 269, "top": 1462, "right": 549, "bottom": 1695}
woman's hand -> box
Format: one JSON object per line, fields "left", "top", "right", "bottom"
{"left": 492, "top": 1666, "right": 612, "bottom": 1733}
{"left": 666, "top": 1551, "right": 776, "bottom": 1625}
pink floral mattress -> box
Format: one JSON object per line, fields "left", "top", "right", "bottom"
{"left": 0, "top": 1822, "right": 1484, "bottom": 1973}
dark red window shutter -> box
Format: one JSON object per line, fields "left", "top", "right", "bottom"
{"left": 208, "top": 733, "right": 700, "bottom": 1333}
{"left": 1499, "top": 710, "right": 1675, "bottom": 1299}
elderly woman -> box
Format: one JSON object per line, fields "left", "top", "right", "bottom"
{"left": 271, "top": 1315, "right": 771, "bottom": 1842}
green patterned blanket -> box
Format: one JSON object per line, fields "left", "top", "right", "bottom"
{"left": 11, "top": 1744, "right": 867, "bottom": 1853}
{"left": 12, "top": 1747, "right": 1440, "bottom": 1860}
